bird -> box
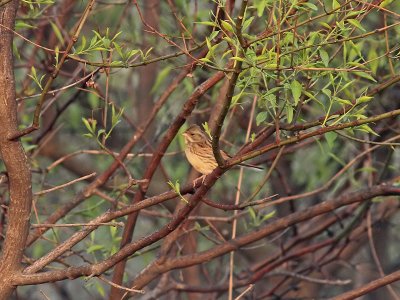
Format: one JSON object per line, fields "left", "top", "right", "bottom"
{"left": 182, "top": 124, "right": 262, "bottom": 183}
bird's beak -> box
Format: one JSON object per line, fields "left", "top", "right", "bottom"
{"left": 182, "top": 131, "right": 188, "bottom": 137}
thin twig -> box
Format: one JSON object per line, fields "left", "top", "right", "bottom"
{"left": 268, "top": 270, "right": 351, "bottom": 286}
{"left": 34, "top": 173, "right": 97, "bottom": 196}
{"left": 97, "top": 276, "right": 145, "bottom": 294}
{"left": 31, "top": 222, "right": 124, "bottom": 228}
{"left": 234, "top": 284, "right": 254, "bottom": 300}
{"left": 367, "top": 210, "right": 400, "bottom": 299}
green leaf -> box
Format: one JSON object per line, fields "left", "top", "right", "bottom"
{"left": 31, "top": 66, "right": 37, "bottom": 78}
{"left": 13, "top": 43, "right": 20, "bottom": 60}
{"left": 82, "top": 117, "right": 96, "bottom": 134}
{"left": 127, "top": 49, "right": 140, "bottom": 60}
{"left": 113, "top": 42, "right": 123, "bottom": 58}
{"left": 102, "top": 38, "right": 111, "bottom": 49}
{"left": 15, "top": 21, "right": 36, "bottom": 30}
{"left": 111, "top": 31, "right": 122, "bottom": 42}
{"left": 144, "top": 47, "right": 153, "bottom": 59}
{"left": 379, "top": 0, "right": 394, "bottom": 8}
{"left": 195, "top": 21, "right": 217, "bottom": 26}
{"left": 302, "top": 2, "right": 318, "bottom": 10}
{"left": 221, "top": 49, "right": 233, "bottom": 60}
{"left": 223, "top": 35, "right": 235, "bottom": 45}
{"left": 230, "top": 56, "right": 246, "bottom": 62}
{"left": 354, "top": 71, "right": 377, "bottom": 82}
{"left": 319, "top": 22, "right": 331, "bottom": 30}
{"left": 290, "top": 80, "right": 302, "bottom": 105}
{"left": 167, "top": 180, "right": 188, "bottom": 203}
{"left": 167, "top": 180, "right": 176, "bottom": 191}
{"left": 303, "top": 90, "right": 321, "bottom": 104}
{"left": 286, "top": 105, "right": 294, "bottom": 123}
{"left": 256, "top": 112, "right": 268, "bottom": 125}
{"left": 346, "top": 10, "right": 366, "bottom": 18}
{"left": 325, "top": 131, "right": 337, "bottom": 149}
{"left": 254, "top": 0, "right": 267, "bottom": 16}
{"left": 367, "top": 48, "right": 379, "bottom": 75}
{"left": 347, "top": 19, "right": 366, "bottom": 32}
{"left": 346, "top": 61, "right": 367, "bottom": 69}
{"left": 50, "top": 21, "right": 64, "bottom": 44}
{"left": 261, "top": 210, "right": 276, "bottom": 222}
{"left": 248, "top": 207, "right": 257, "bottom": 220}
{"left": 54, "top": 46, "right": 59, "bottom": 65}
{"left": 332, "top": 0, "right": 340, "bottom": 10}
{"left": 87, "top": 244, "right": 104, "bottom": 253}
{"left": 199, "top": 57, "right": 213, "bottom": 63}
{"left": 97, "top": 129, "right": 106, "bottom": 139}
{"left": 319, "top": 49, "right": 329, "bottom": 67}
{"left": 322, "top": 88, "right": 331, "bottom": 98}
{"left": 355, "top": 124, "right": 379, "bottom": 136}
{"left": 220, "top": 20, "right": 234, "bottom": 33}
{"left": 109, "top": 61, "right": 124, "bottom": 67}
{"left": 206, "top": 36, "right": 212, "bottom": 50}
{"left": 335, "top": 97, "right": 352, "bottom": 106}
{"left": 109, "top": 226, "right": 117, "bottom": 238}
{"left": 356, "top": 96, "right": 373, "bottom": 104}
{"left": 202, "top": 122, "right": 212, "bottom": 139}
{"left": 83, "top": 133, "right": 93, "bottom": 138}
{"left": 263, "top": 63, "right": 278, "bottom": 69}
{"left": 243, "top": 16, "right": 255, "bottom": 31}
{"left": 93, "top": 280, "right": 105, "bottom": 297}
{"left": 90, "top": 35, "right": 98, "bottom": 47}
{"left": 28, "top": 66, "right": 44, "bottom": 90}
{"left": 151, "top": 65, "right": 172, "bottom": 94}
{"left": 80, "top": 36, "right": 87, "bottom": 52}
{"left": 209, "top": 30, "right": 219, "bottom": 40}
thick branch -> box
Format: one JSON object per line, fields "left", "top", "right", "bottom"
{"left": 0, "top": 1, "right": 32, "bottom": 298}
{"left": 331, "top": 269, "right": 400, "bottom": 300}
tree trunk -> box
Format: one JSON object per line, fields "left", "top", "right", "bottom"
{"left": 0, "top": 1, "right": 33, "bottom": 299}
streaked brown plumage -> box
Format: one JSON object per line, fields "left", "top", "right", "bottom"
{"left": 182, "top": 124, "right": 262, "bottom": 176}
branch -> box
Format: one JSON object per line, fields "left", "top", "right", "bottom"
{"left": 211, "top": 0, "right": 248, "bottom": 167}
{"left": 0, "top": 0, "right": 12, "bottom": 7}
{"left": 25, "top": 49, "right": 203, "bottom": 247}
{"left": 8, "top": 0, "right": 96, "bottom": 140}
{"left": 129, "top": 182, "right": 400, "bottom": 289}
{"left": 0, "top": 1, "right": 33, "bottom": 298}
{"left": 15, "top": 168, "right": 227, "bottom": 285}
{"left": 229, "top": 109, "right": 400, "bottom": 167}
{"left": 331, "top": 269, "right": 400, "bottom": 300}
{"left": 110, "top": 56, "right": 225, "bottom": 290}
{"left": 24, "top": 183, "right": 196, "bottom": 274}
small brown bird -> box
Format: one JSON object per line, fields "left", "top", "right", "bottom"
{"left": 182, "top": 124, "right": 262, "bottom": 180}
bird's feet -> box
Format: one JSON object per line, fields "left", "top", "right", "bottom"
{"left": 192, "top": 174, "right": 207, "bottom": 188}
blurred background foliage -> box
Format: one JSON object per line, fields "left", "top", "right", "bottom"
{"left": 3, "top": 0, "right": 400, "bottom": 298}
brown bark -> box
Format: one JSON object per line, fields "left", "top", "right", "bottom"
{"left": 0, "top": 1, "right": 33, "bottom": 299}
{"left": 136, "top": 0, "right": 160, "bottom": 130}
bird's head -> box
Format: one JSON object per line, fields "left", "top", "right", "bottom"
{"left": 182, "top": 125, "right": 208, "bottom": 144}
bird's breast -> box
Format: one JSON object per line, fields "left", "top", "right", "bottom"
{"left": 184, "top": 147, "right": 216, "bottom": 175}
